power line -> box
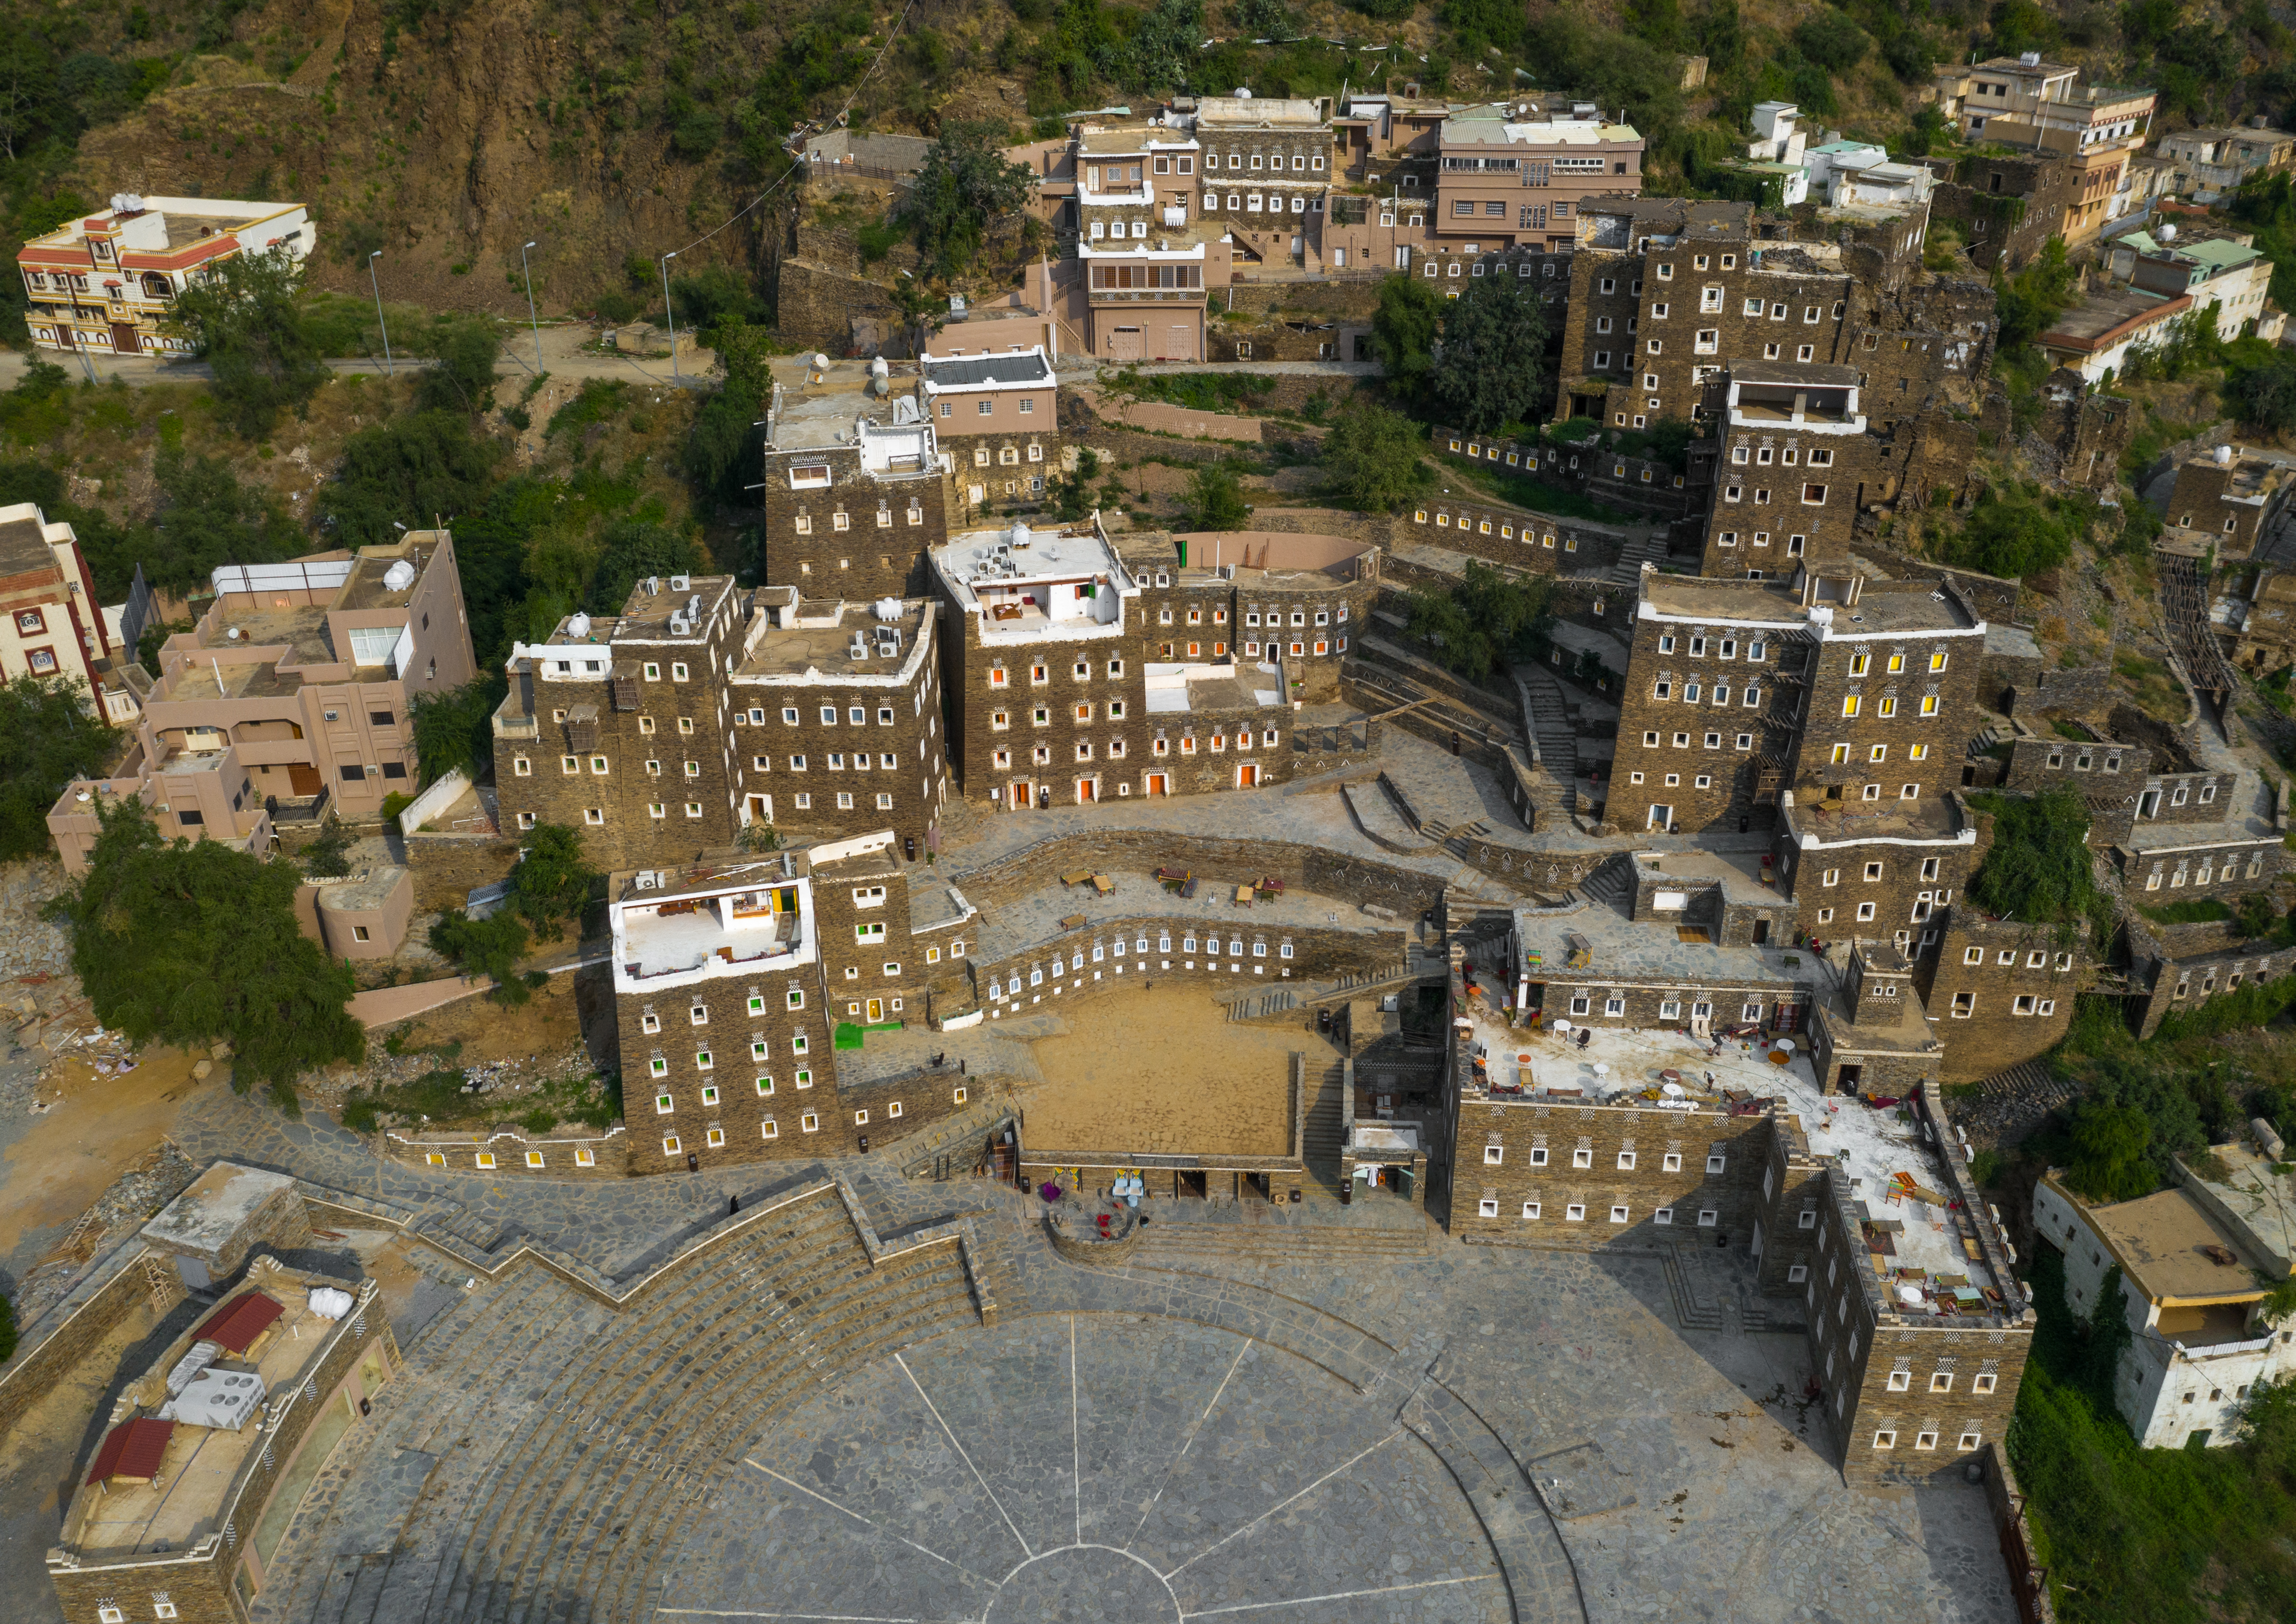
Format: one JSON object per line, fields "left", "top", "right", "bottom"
{"left": 656, "top": 0, "right": 924, "bottom": 265}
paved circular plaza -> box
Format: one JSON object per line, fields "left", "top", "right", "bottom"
{"left": 659, "top": 1313, "right": 1512, "bottom": 1624}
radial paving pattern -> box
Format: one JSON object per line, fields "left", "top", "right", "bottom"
{"left": 659, "top": 1315, "right": 1514, "bottom": 1624}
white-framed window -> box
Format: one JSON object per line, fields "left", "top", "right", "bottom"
{"left": 1705, "top": 1154, "right": 1726, "bottom": 1174}
{"left": 1566, "top": 1203, "right": 1587, "bottom": 1222}
{"left": 1529, "top": 1146, "right": 1549, "bottom": 1167}
{"left": 1484, "top": 1144, "right": 1504, "bottom": 1165}
{"left": 1478, "top": 1197, "right": 1500, "bottom": 1217}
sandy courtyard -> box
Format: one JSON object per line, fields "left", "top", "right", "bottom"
{"left": 1017, "top": 985, "right": 1307, "bottom": 1156}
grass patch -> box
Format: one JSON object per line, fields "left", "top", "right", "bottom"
{"left": 1437, "top": 451, "right": 1635, "bottom": 525}
{"left": 2139, "top": 898, "right": 2234, "bottom": 925}
{"left": 1111, "top": 369, "right": 1276, "bottom": 414}
{"left": 2010, "top": 1247, "right": 2296, "bottom": 1622}
{"left": 2114, "top": 650, "right": 2188, "bottom": 721}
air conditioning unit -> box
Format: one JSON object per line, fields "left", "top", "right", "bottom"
{"left": 848, "top": 637, "right": 871, "bottom": 659}
{"left": 635, "top": 872, "right": 659, "bottom": 890}
{"left": 669, "top": 615, "right": 691, "bottom": 635}
{"left": 669, "top": 575, "right": 691, "bottom": 592}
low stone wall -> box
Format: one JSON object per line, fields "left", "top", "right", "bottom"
{"left": 1980, "top": 1439, "right": 2059, "bottom": 1624}
{"left": 946, "top": 826, "right": 1456, "bottom": 918}
{"left": 380, "top": 1124, "right": 632, "bottom": 1177}
{"left": 966, "top": 918, "right": 1402, "bottom": 1019}
{"left": 404, "top": 832, "right": 522, "bottom": 914}
{"left": 346, "top": 974, "right": 489, "bottom": 1029}
{"left": 0, "top": 1241, "right": 181, "bottom": 1434}
{"left": 1043, "top": 1206, "right": 1145, "bottom": 1263}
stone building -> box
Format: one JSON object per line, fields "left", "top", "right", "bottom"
{"left": 48, "top": 535, "right": 477, "bottom": 873}
{"left": 1605, "top": 570, "right": 1989, "bottom": 840}
{"left": 1450, "top": 953, "right": 2033, "bottom": 1487}
{"left": 1551, "top": 199, "right": 1858, "bottom": 433}
{"left": 490, "top": 575, "right": 747, "bottom": 868}
{"left": 725, "top": 588, "right": 950, "bottom": 853}
{"left": 927, "top": 518, "right": 1315, "bottom": 809}
{"left": 609, "top": 836, "right": 971, "bottom": 1174}
{"left": 917, "top": 346, "right": 1060, "bottom": 515}
{"left": 1929, "top": 152, "right": 2078, "bottom": 272}
{"left": 1192, "top": 94, "right": 1333, "bottom": 259}
{"left": 2159, "top": 443, "right": 2296, "bottom": 559}
{"left": 46, "top": 1256, "right": 397, "bottom": 1624}
{"left": 2036, "top": 1153, "right": 2295, "bottom": 1448}
{"left": 1074, "top": 122, "right": 1201, "bottom": 242}
{"left": 1917, "top": 909, "right": 2082, "bottom": 1081}
{"left": 1699, "top": 362, "right": 1881, "bottom": 577}
{"left": 1805, "top": 941, "right": 1945, "bottom": 1096}
{"left": 760, "top": 381, "right": 950, "bottom": 602}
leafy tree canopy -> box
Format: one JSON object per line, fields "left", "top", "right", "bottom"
{"left": 1429, "top": 269, "right": 1549, "bottom": 433}
{"left": 48, "top": 800, "right": 362, "bottom": 1105}
{"left": 903, "top": 122, "right": 1038, "bottom": 279}
{"left": 1966, "top": 787, "right": 2116, "bottom": 944}
{"left": 0, "top": 673, "right": 115, "bottom": 862}
{"left": 1406, "top": 561, "right": 1552, "bottom": 682}
{"left": 163, "top": 248, "right": 330, "bottom": 437}
{"left": 1182, "top": 461, "right": 1251, "bottom": 531}
{"left": 1319, "top": 400, "right": 1426, "bottom": 513}
{"left": 146, "top": 441, "right": 304, "bottom": 597}
{"left": 1369, "top": 273, "right": 1443, "bottom": 397}
{"left": 510, "top": 822, "right": 600, "bottom": 942}
{"left": 319, "top": 410, "right": 504, "bottom": 549}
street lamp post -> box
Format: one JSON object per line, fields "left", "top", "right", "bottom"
{"left": 520, "top": 240, "right": 543, "bottom": 377}
{"left": 367, "top": 250, "right": 394, "bottom": 378}
{"left": 660, "top": 251, "right": 680, "bottom": 386}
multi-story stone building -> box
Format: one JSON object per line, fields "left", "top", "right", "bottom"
{"left": 15, "top": 193, "right": 311, "bottom": 357}
{"left": 609, "top": 836, "right": 972, "bottom": 1174}
{"left": 726, "top": 587, "right": 950, "bottom": 853}
{"left": 918, "top": 345, "right": 1060, "bottom": 515}
{"left": 1918, "top": 908, "right": 2082, "bottom": 1080}
{"left": 48, "top": 536, "right": 476, "bottom": 871}
{"left": 1453, "top": 951, "right": 2034, "bottom": 1486}
{"left": 1074, "top": 122, "right": 1200, "bottom": 242}
{"left": 2156, "top": 124, "right": 2296, "bottom": 203}
{"left": 1435, "top": 102, "right": 1645, "bottom": 251}
{"left": 927, "top": 518, "right": 1298, "bottom": 809}
{"left": 760, "top": 381, "right": 950, "bottom": 601}
{"left": 491, "top": 574, "right": 747, "bottom": 867}
{"left": 1551, "top": 199, "right": 1858, "bottom": 432}
{"left": 1934, "top": 56, "right": 2154, "bottom": 249}
{"left": 2159, "top": 442, "right": 2296, "bottom": 557}
{"left": 1192, "top": 94, "right": 1332, "bottom": 265}
{"left": 1605, "top": 569, "right": 1990, "bottom": 840}
{"left": 1700, "top": 362, "right": 1878, "bottom": 577}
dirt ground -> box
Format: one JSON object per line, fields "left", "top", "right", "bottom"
{"left": 1017, "top": 986, "right": 1300, "bottom": 1156}
{"left": 0, "top": 1047, "right": 217, "bottom": 1279}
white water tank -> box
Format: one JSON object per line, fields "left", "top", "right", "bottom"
{"left": 1235, "top": 87, "right": 1252, "bottom": 99}
{"left": 875, "top": 597, "right": 903, "bottom": 622}
{"left": 2218, "top": 443, "right": 2235, "bottom": 465}
{"left": 567, "top": 611, "right": 592, "bottom": 638}
{"left": 2159, "top": 222, "right": 2179, "bottom": 244}
{"left": 1011, "top": 521, "right": 1032, "bottom": 548}
{"left": 383, "top": 558, "right": 416, "bottom": 593}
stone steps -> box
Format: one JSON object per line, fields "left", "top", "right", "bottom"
{"left": 887, "top": 1093, "right": 1017, "bottom": 1182}
{"left": 1341, "top": 779, "right": 1435, "bottom": 853}
{"left": 422, "top": 1191, "right": 984, "bottom": 1624}
{"left": 1226, "top": 988, "right": 1300, "bottom": 1021}
{"left": 1136, "top": 1219, "right": 1437, "bottom": 1259}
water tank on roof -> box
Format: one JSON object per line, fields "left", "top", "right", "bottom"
{"left": 1235, "top": 87, "right": 1252, "bottom": 99}
{"left": 2159, "top": 222, "right": 2179, "bottom": 244}
{"left": 1163, "top": 205, "right": 1187, "bottom": 228}
{"left": 869, "top": 356, "right": 890, "bottom": 380}
{"left": 382, "top": 558, "right": 416, "bottom": 593}
{"left": 1011, "top": 521, "right": 1032, "bottom": 548}
{"left": 567, "top": 611, "right": 592, "bottom": 638}
{"left": 2218, "top": 443, "right": 2235, "bottom": 465}
{"left": 875, "top": 598, "right": 903, "bottom": 622}
{"left": 2019, "top": 51, "right": 2041, "bottom": 66}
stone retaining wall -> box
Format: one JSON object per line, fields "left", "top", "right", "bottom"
{"left": 946, "top": 827, "right": 1456, "bottom": 918}
{"left": 965, "top": 918, "right": 1401, "bottom": 1019}
{"left": 0, "top": 1241, "right": 181, "bottom": 1434}
{"left": 379, "top": 1124, "right": 632, "bottom": 1178}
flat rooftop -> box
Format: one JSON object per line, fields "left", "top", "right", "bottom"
{"left": 1730, "top": 361, "right": 1862, "bottom": 388}
{"left": 1826, "top": 587, "right": 1981, "bottom": 633}
{"left": 63, "top": 1269, "right": 356, "bottom": 1561}
{"left": 2090, "top": 1185, "right": 2265, "bottom": 1303}
{"left": 1641, "top": 576, "right": 1807, "bottom": 626}
{"left": 334, "top": 542, "right": 442, "bottom": 612}
{"left": 1142, "top": 661, "right": 1284, "bottom": 715}
{"left": 920, "top": 349, "right": 1055, "bottom": 390}
{"left": 2189, "top": 1139, "right": 2296, "bottom": 1276}
{"left": 603, "top": 575, "right": 740, "bottom": 644}
{"left": 1521, "top": 899, "right": 1803, "bottom": 990}
{"left": 734, "top": 598, "right": 932, "bottom": 681}
{"left": 1788, "top": 793, "right": 1964, "bottom": 842}
{"left": 0, "top": 513, "right": 58, "bottom": 578}
{"left": 2041, "top": 287, "right": 2182, "bottom": 347}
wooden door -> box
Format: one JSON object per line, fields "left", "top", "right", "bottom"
{"left": 287, "top": 762, "right": 323, "bottom": 796}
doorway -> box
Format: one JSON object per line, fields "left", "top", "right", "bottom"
{"left": 1836, "top": 1063, "right": 1863, "bottom": 1093}
{"left": 746, "top": 793, "right": 772, "bottom": 825}
{"left": 1110, "top": 326, "right": 1143, "bottom": 361}
{"left": 1007, "top": 781, "right": 1033, "bottom": 810}
{"left": 1076, "top": 777, "right": 1097, "bottom": 803}
{"left": 287, "top": 762, "right": 324, "bottom": 796}
{"left": 1646, "top": 803, "right": 1672, "bottom": 831}
{"left": 1238, "top": 762, "right": 1260, "bottom": 788}
{"left": 865, "top": 997, "right": 884, "bottom": 1023}
{"left": 1176, "top": 1168, "right": 1208, "bottom": 1199}
{"left": 1752, "top": 918, "right": 1770, "bottom": 945}
{"left": 1146, "top": 772, "right": 1170, "bottom": 796}
{"left": 2139, "top": 788, "right": 2161, "bottom": 818}
{"left": 110, "top": 322, "right": 140, "bottom": 354}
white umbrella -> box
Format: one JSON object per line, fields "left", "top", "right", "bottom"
{"left": 1773, "top": 1037, "right": 1797, "bottom": 1053}
{"left": 1661, "top": 1081, "right": 1686, "bottom": 1098}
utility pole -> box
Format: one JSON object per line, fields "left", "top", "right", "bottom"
{"left": 520, "top": 240, "right": 543, "bottom": 377}
{"left": 367, "top": 250, "right": 394, "bottom": 377}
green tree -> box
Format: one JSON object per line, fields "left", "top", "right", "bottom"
{"left": 1428, "top": 269, "right": 1549, "bottom": 432}
{"left": 0, "top": 673, "right": 115, "bottom": 862}
{"left": 1182, "top": 461, "right": 1250, "bottom": 530}
{"left": 1995, "top": 238, "right": 2080, "bottom": 349}
{"left": 318, "top": 411, "right": 504, "bottom": 548}
{"left": 903, "top": 122, "right": 1037, "bottom": 278}
{"left": 1966, "top": 787, "right": 2115, "bottom": 943}
{"left": 146, "top": 442, "right": 304, "bottom": 596}
{"left": 1700, "top": 0, "right": 1742, "bottom": 73}
{"left": 1792, "top": 12, "right": 1869, "bottom": 71}
{"left": 1405, "top": 561, "right": 1552, "bottom": 682}
{"left": 428, "top": 908, "right": 535, "bottom": 1003}
{"left": 164, "top": 248, "right": 330, "bottom": 437}
{"left": 410, "top": 681, "right": 502, "bottom": 783}
{"left": 1369, "top": 273, "right": 1443, "bottom": 397}
{"left": 49, "top": 799, "right": 362, "bottom": 1106}
{"left": 1320, "top": 400, "right": 1425, "bottom": 512}
{"left": 300, "top": 815, "right": 354, "bottom": 877}
{"left": 2237, "top": 890, "right": 2281, "bottom": 939}
{"left": 416, "top": 313, "right": 502, "bottom": 418}
{"left": 2066, "top": 1100, "right": 2158, "bottom": 1202}
{"left": 2230, "top": 354, "right": 2296, "bottom": 433}
{"left": 509, "top": 822, "right": 599, "bottom": 942}
{"left": 585, "top": 518, "right": 702, "bottom": 614}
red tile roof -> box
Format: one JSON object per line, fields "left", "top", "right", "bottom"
{"left": 86, "top": 1416, "right": 174, "bottom": 1485}
{"left": 193, "top": 1292, "right": 284, "bottom": 1355}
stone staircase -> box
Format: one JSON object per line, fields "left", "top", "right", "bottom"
{"left": 1572, "top": 851, "right": 1636, "bottom": 913}
{"left": 1965, "top": 723, "right": 2005, "bottom": 759}
{"left": 1514, "top": 663, "right": 1580, "bottom": 814}
{"left": 1604, "top": 526, "right": 1670, "bottom": 588}
{"left": 1304, "top": 1059, "right": 1348, "bottom": 1175}
{"left": 1226, "top": 988, "right": 1301, "bottom": 1022}
{"left": 890, "top": 1092, "right": 1019, "bottom": 1181}
{"left": 1134, "top": 1211, "right": 1438, "bottom": 1261}
{"left": 342, "top": 1186, "right": 989, "bottom": 1624}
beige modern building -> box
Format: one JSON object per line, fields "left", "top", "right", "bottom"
{"left": 1435, "top": 102, "right": 1645, "bottom": 250}
{"left": 0, "top": 502, "right": 118, "bottom": 694}
{"left": 2155, "top": 124, "right": 2296, "bottom": 202}
{"left": 1935, "top": 56, "right": 2154, "bottom": 245}
{"left": 47, "top": 536, "right": 477, "bottom": 871}
{"left": 15, "top": 194, "right": 312, "bottom": 357}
